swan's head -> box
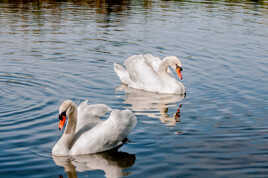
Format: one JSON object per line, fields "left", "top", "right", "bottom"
{"left": 164, "top": 56, "right": 183, "bottom": 80}
{"left": 58, "top": 100, "right": 75, "bottom": 131}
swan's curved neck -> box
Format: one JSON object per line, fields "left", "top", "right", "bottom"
{"left": 158, "top": 57, "right": 172, "bottom": 73}
{"left": 64, "top": 105, "right": 77, "bottom": 135}
{"left": 52, "top": 102, "right": 78, "bottom": 156}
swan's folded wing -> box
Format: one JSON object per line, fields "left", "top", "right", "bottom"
{"left": 144, "top": 54, "right": 172, "bottom": 74}
{"left": 143, "top": 54, "right": 162, "bottom": 72}
{"left": 70, "top": 109, "right": 137, "bottom": 155}
{"left": 76, "top": 100, "right": 111, "bottom": 131}
{"left": 124, "top": 55, "right": 144, "bottom": 82}
{"left": 124, "top": 55, "right": 160, "bottom": 86}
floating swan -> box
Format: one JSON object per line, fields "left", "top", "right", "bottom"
{"left": 52, "top": 100, "right": 137, "bottom": 156}
{"left": 114, "top": 54, "right": 185, "bottom": 94}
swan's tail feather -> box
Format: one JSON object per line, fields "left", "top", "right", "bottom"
{"left": 114, "top": 63, "right": 132, "bottom": 85}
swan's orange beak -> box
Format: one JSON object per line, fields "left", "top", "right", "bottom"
{"left": 176, "top": 66, "right": 183, "bottom": 80}
{"left": 58, "top": 115, "right": 66, "bottom": 131}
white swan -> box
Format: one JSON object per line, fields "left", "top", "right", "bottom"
{"left": 114, "top": 54, "right": 185, "bottom": 94}
{"left": 52, "top": 100, "right": 137, "bottom": 156}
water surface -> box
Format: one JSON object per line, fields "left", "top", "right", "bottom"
{"left": 0, "top": 0, "right": 268, "bottom": 177}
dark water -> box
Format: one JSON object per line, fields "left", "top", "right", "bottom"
{"left": 1, "top": 0, "right": 268, "bottom": 177}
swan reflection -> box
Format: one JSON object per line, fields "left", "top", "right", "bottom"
{"left": 116, "top": 84, "right": 185, "bottom": 126}
{"left": 53, "top": 149, "right": 135, "bottom": 178}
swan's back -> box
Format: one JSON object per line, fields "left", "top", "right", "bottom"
{"left": 124, "top": 55, "right": 146, "bottom": 82}
{"left": 70, "top": 109, "right": 137, "bottom": 155}
{"left": 124, "top": 55, "right": 161, "bottom": 88}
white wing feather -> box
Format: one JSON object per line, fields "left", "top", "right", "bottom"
{"left": 123, "top": 55, "right": 160, "bottom": 86}
{"left": 144, "top": 54, "right": 172, "bottom": 74}
{"left": 70, "top": 109, "right": 137, "bottom": 155}
{"left": 77, "top": 100, "right": 111, "bottom": 132}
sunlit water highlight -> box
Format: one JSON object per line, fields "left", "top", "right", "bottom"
{"left": 0, "top": 0, "right": 268, "bottom": 177}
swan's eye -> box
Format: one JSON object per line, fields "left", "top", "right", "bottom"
{"left": 59, "top": 111, "right": 66, "bottom": 121}
{"left": 176, "top": 64, "right": 183, "bottom": 71}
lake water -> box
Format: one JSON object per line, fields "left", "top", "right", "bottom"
{"left": 0, "top": 0, "right": 268, "bottom": 177}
